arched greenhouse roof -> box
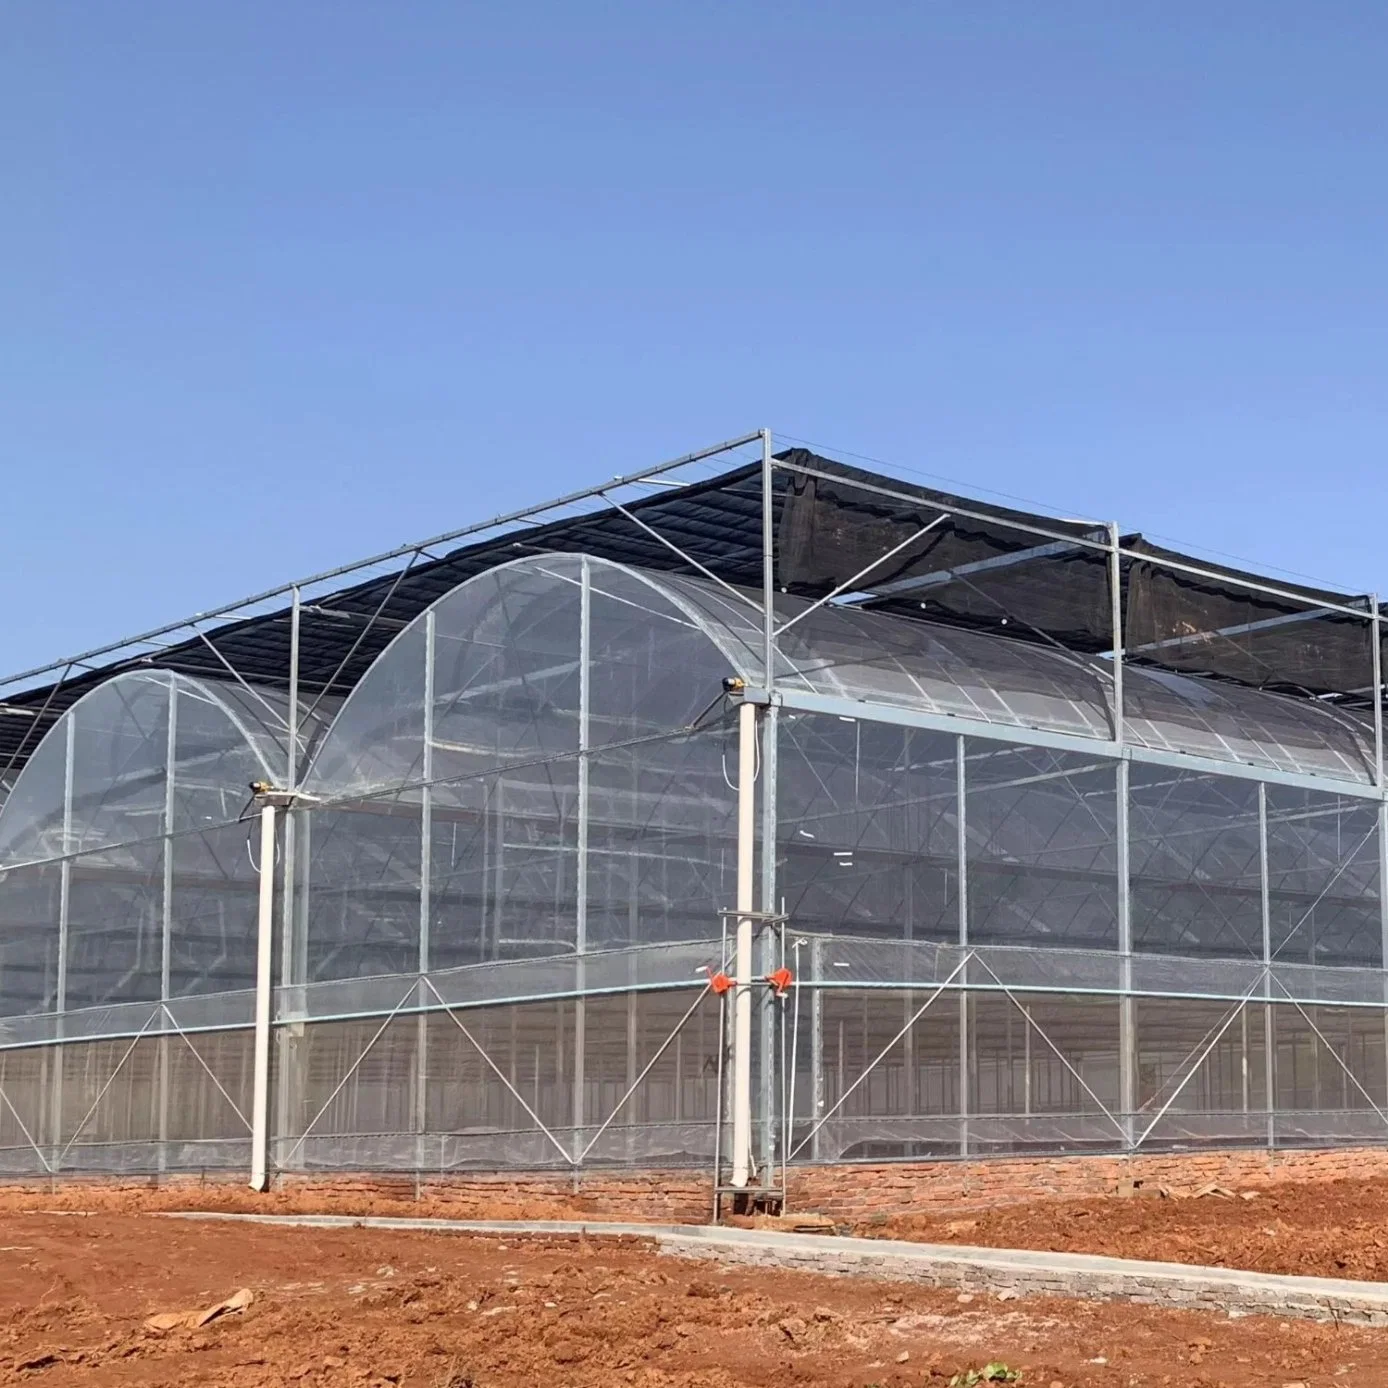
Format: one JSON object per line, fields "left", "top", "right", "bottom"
{"left": 0, "top": 670, "right": 310, "bottom": 869}
{"left": 302, "top": 553, "right": 771, "bottom": 798}
{"left": 0, "top": 556, "right": 1373, "bottom": 865}
{"left": 771, "top": 595, "right": 1376, "bottom": 784}
{"left": 299, "top": 552, "right": 1377, "bottom": 800}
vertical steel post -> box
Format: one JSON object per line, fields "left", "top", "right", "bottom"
{"left": 758, "top": 427, "right": 776, "bottom": 1171}
{"left": 158, "top": 680, "right": 179, "bottom": 1171}
{"left": 1379, "top": 796, "right": 1388, "bottom": 1110}
{"left": 1108, "top": 522, "right": 1133, "bottom": 1146}
{"left": 573, "top": 561, "right": 591, "bottom": 1163}
{"left": 904, "top": 737, "right": 917, "bottom": 1123}
{"left": 626, "top": 752, "right": 640, "bottom": 1161}
{"left": 1373, "top": 596, "right": 1384, "bottom": 790}
{"left": 1116, "top": 759, "right": 1134, "bottom": 1148}
{"left": 250, "top": 802, "right": 277, "bottom": 1190}
{"left": 758, "top": 701, "right": 779, "bottom": 1173}
{"left": 287, "top": 585, "right": 301, "bottom": 789}
{"left": 809, "top": 936, "right": 824, "bottom": 1162}
{"left": 731, "top": 698, "right": 757, "bottom": 1187}
{"left": 1023, "top": 1005, "right": 1032, "bottom": 1116}
{"left": 415, "top": 609, "right": 436, "bottom": 1172}
{"left": 1108, "top": 522, "right": 1124, "bottom": 746}
{"left": 57, "top": 712, "right": 74, "bottom": 1019}
{"left": 161, "top": 680, "right": 178, "bottom": 1002}
{"left": 50, "top": 713, "right": 76, "bottom": 1162}
{"left": 1371, "top": 599, "right": 1388, "bottom": 1109}
{"left": 760, "top": 428, "right": 775, "bottom": 690}
{"left": 275, "top": 585, "right": 303, "bottom": 1171}
{"left": 1259, "top": 782, "right": 1274, "bottom": 1150}
{"left": 1241, "top": 1005, "right": 1250, "bottom": 1113}
{"left": 956, "top": 734, "right": 969, "bottom": 1156}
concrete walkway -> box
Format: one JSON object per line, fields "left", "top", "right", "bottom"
{"left": 160, "top": 1212, "right": 1388, "bottom": 1327}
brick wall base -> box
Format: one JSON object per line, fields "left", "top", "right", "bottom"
{"left": 784, "top": 1145, "right": 1388, "bottom": 1221}
{"left": 5, "top": 1146, "right": 1388, "bottom": 1224}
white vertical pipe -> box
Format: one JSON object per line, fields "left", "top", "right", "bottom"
{"left": 731, "top": 698, "right": 757, "bottom": 1187}
{"left": 250, "top": 802, "right": 277, "bottom": 1191}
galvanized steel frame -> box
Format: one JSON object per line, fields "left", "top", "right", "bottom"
{"left": 3, "top": 429, "right": 1388, "bottom": 1180}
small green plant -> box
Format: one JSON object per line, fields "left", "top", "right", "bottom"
{"left": 949, "top": 1365, "right": 1021, "bottom": 1387}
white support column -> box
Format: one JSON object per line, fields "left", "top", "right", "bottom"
{"left": 250, "top": 802, "right": 277, "bottom": 1191}
{"left": 731, "top": 698, "right": 757, "bottom": 1187}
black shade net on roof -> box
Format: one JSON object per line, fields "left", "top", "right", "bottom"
{"left": 774, "top": 450, "right": 1114, "bottom": 651}
{"left": 0, "top": 448, "right": 1380, "bottom": 777}
{"left": 1123, "top": 537, "right": 1376, "bottom": 704}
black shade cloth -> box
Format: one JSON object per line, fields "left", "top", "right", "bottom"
{"left": 1124, "top": 537, "right": 1374, "bottom": 700}
{"left": 1, "top": 448, "right": 1379, "bottom": 776}
{"left": 775, "top": 450, "right": 1114, "bottom": 651}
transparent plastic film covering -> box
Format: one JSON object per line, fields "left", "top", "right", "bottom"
{"left": 0, "top": 449, "right": 1387, "bottom": 1181}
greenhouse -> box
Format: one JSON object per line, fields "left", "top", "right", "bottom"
{"left": 1, "top": 433, "right": 1386, "bottom": 1197}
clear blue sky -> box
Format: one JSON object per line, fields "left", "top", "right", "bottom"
{"left": 4, "top": 3, "right": 1386, "bottom": 676}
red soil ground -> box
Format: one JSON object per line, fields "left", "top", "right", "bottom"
{"left": 1, "top": 1198, "right": 1388, "bottom": 1387}
{"left": 854, "top": 1176, "right": 1388, "bottom": 1282}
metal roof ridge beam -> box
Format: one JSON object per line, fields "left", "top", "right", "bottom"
{"left": 0, "top": 430, "right": 766, "bottom": 692}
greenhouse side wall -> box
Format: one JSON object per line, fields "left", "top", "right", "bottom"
{"left": 269, "top": 555, "right": 754, "bottom": 1178}
{"left": 2, "top": 553, "right": 1388, "bottom": 1192}
{"left": 775, "top": 708, "right": 1388, "bottom": 1167}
